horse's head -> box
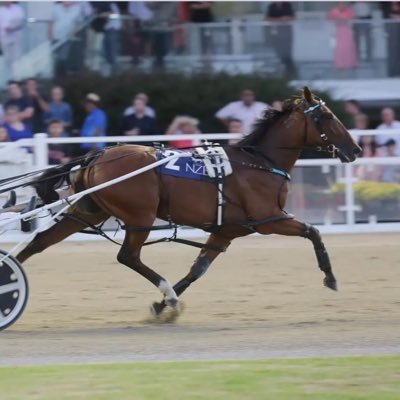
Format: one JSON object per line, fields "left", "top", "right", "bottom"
{"left": 301, "top": 87, "right": 361, "bottom": 163}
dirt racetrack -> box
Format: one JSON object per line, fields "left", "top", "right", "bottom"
{"left": 1, "top": 233, "right": 400, "bottom": 365}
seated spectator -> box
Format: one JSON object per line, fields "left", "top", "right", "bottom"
{"left": 352, "top": 112, "right": 369, "bottom": 143}
{"left": 4, "top": 81, "right": 34, "bottom": 126}
{"left": 227, "top": 118, "right": 243, "bottom": 145}
{"left": 121, "top": 97, "right": 157, "bottom": 145}
{"left": 166, "top": 116, "right": 201, "bottom": 148}
{"left": 46, "top": 86, "right": 73, "bottom": 130}
{"left": 375, "top": 107, "right": 400, "bottom": 155}
{"left": 0, "top": 126, "right": 9, "bottom": 142}
{"left": 271, "top": 100, "right": 283, "bottom": 111}
{"left": 2, "top": 105, "right": 32, "bottom": 141}
{"left": 123, "top": 93, "right": 156, "bottom": 118}
{"left": 215, "top": 89, "right": 268, "bottom": 135}
{"left": 47, "top": 120, "right": 71, "bottom": 165}
{"left": 25, "top": 78, "right": 48, "bottom": 133}
{"left": 382, "top": 139, "right": 400, "bottom": 182}
{"left": 80, "top": 93, "right": 107, "bottom": 154}
{"left": 356, "top": 134, "right": 382, "bottom": 181}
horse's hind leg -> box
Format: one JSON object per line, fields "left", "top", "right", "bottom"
{"left": 259, "top": 218, "right": 337, "bottom": 291}
{"left": 117, "top": 231, "right": 180, "bottom": 310}
{"left": 16, "top": 212, "right": 107, "bottom": 264}
{"left": 151, "top": 233, "right": 233, "bottom": 316}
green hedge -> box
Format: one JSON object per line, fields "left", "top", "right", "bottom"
{"left": 56, "top": 72, "right": 349, "bottom": 135}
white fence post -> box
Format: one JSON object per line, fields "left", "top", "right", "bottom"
{"left": 33, "top": 133, "right": 49, "bottom": 170}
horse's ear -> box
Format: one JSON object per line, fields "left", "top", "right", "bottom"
{"left": 303, "top": 86, "right": 314, "bottom": 103}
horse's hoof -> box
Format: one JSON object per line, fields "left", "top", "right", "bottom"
{"left": 324, "top": 277, "right": 338, "bottom": 291}
{"left": 150, "top": 302, "right": 164, "bottom": 317}
{"left": 165, "top": 297, "right": 180, "bottom": 311}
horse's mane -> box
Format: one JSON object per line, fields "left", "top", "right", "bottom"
{"left": 238, "top": 98, "right": 298, "bottom": 146}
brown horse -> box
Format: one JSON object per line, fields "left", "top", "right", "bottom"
{"left": 16, "top": 87, "right": 360, "bottom": 317}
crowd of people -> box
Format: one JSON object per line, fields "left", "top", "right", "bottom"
{"left": 0, "top": 78, "right": 399, "bottom": 186}
{"left": 344, "top": 99, "right": 400, "bottom": 183}
{"left": 2, "top": 2, "right": 400, "bottom": 79}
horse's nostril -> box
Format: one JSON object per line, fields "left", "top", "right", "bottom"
{"left": 353, "top": 147, "right": 361, "bottom": 155}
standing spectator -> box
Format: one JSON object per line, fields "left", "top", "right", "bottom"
{"left": 103, "top": 2, "right": 122, "bottom": 75}
{"left": 327, "top": 2, "right": 358, "bottom": 76}
{"left": 121, "top": 97, "right": 157, "bottom": 145}
{"left": 0, "top": 1, "right": 25, "bottom": 79}
{"left": 188, "top": 2, "right": 214, "bottom": 55}
{"left": 50, "top": 1, "right": 86, "bottom": 77}
{"left": 127, "top": 1, "right": 153, "bottom": 65}
{"left": 2, "top": 105, "right": 32, "bottom": 141}
{"left": 166, "top": 116, "right": 201, "bottom": 148}
{"left": 80, "top": 93, "right": 107, "bottom": 153}
{"left": 25, "top": 78, "right": 48, "bottom": 133}
{"left": 382, "top": 2, "right": 400, "bottom": 77}
{"left": 215, "top": 89, "right": 268, "bottom": 135}
{"left": 47, "top": 120, "right": 70, "bottom": 165}
{"left": 353, "top": 1, "right": 373, "bottom": 61}
{"left": 266, "top": 2, "right": 296, "bottom": 77}
{"left": 123, "top": 93, "right": 156, "bottom": 118}
{"left": 4, "top": 81, "right": 34, "bottom": 125}
{"left": 46, "top": 86, "right": 74, "bottom": 130}
{"left": 375, "top": 107, "right": 400, "bottom": 155}
{"left": 352, "top": 112, "right": 369, "bottom": 143}
{"left": 271, "top": 100, "right": 283, "bottom": 111}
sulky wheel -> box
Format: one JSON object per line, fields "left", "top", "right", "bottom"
{"left": 0, "top": 250, "right": 28, "bottom": 331}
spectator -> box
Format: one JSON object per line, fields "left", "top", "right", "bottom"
{"left": 356, "top": 134, "right": 382, "bottom": 181}
{"left": 271, "top": 100, "right": 283, "bottom": 111}
{"left": 327, "top": 2, "right": 358, "bottom": 76}
{"left": 188, "top": 2, "right": 214, "bottom": 55}
{"left": 266, "top": 2, "right": 296, "bottom": 77}
{"left": 353, "top": 2, "right": 373, "bottom": 61}
{"left": 382, "top": 2, "right": 400, "bottom": 77}
{"left": 0, "top": 126, "right": 9, "bottom": 142}
{"left": 382, "top": 139, "right": 400, "bottom": 182}
{"left": 2, "top": 105, "right": 32, "bottom": 141}
{"left": 4, "top": 81, "right": 34, "bottom": 125}
{"left": 215, "top": 89, "right": 268, "bottom": 135}
{"left": 46, "top": 86, "right": 74, "bottom": 130}
{"left": 352, "top": 112, "right": 369, "bottom": 143}
{"left": 227, "top": 118, "right": 244, "bottom": 145}
{"left": 47, "top": 120, "right": 70, "bottom": 165}
{"left": 166, "top": 116, "right": 201, "bottom": 148}
{"left": 123, "top": 93, "right": 156, "bottom": 118}
{"left": 50, "top": 2, "right": 85, "bottom": 76}
{"left": 0, "top": 2, "right": 25, "bottom": 78}
{"left": 375, "top": 107, "right": 400, "bottom": 155}
{"left": 121, "top": 97, "right": 157, "bottom": 145}
{"left": 80, "top": 93, "right": 107, "bottom": 153}
{"left": 25, "top": 78, "right": 48, "bottom": 133}
{"left": 344, "top": 99, "right": 361, "bottom": 128}
{"left": 127, "top": 1, "right": 153, "bottom": 65}
{"left": 103, "top": 2, "right": 122, "bottom": 75}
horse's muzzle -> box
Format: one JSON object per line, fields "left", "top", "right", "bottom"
{"left": 336, "top": 146, "right": 361, "bottom": 163}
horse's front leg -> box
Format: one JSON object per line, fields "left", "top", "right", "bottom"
{"left": 258, "top": 218, "right": 337, "bottom": 291}
{"left": 151, "top": 233, "right": 233, "bottom": 316}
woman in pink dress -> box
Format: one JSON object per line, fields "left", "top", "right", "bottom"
{"left": 328, "top": 2, "right": 358, "bottom": 70}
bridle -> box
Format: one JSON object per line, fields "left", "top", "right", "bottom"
{"left": 303, "top": 99, "right": 338, "bottom": 157}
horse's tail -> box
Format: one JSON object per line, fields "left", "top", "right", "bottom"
{"left": 34, "top": 151, "right": 103, "bottom": 204}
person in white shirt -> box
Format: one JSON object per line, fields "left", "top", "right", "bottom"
{"left": 103, "top": 2, "right": 122, "bottom": 74}
{"left": 375, "top": 107, "right": 400, "bottom": 155}
{"left": 0, "top": 1, "right": 25, "bottom": 78}
{"left": 123, "top": 93, "right": 156, "bottom": 118}
{"left": 215, "top": 89, "right": 269, "bottom": 135}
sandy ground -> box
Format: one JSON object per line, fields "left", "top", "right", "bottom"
{"left": 1, "top": 233, "right": 400, "bottom": 365}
